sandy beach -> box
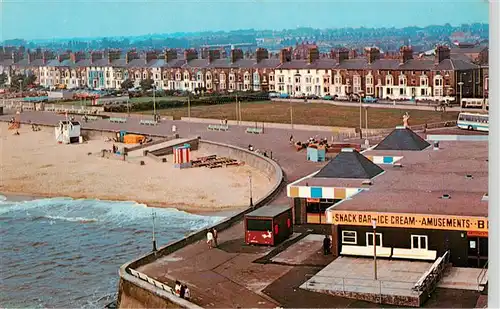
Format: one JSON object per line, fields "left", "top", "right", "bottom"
{"left": 0, "top": 124, "right": 272, "bottom": 212}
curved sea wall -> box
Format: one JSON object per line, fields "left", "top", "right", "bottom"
{"left": 117, "top": 140, "right": 285, "bottom": 309}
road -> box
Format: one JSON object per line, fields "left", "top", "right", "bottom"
{"left": 271, "top": 98, "right": 485, "bottom": 112}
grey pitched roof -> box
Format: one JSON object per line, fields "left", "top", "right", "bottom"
{"left": 253, "top": 58, "right": 281, "bottom": 69}
{"left": 246, "top": 205, "right": 291, "bottom": 218}
{"left": 374, "top": 127, "right": 431, "bottom": 151}
{"left": 397, "top": 59, "right": 435, "bottom": 70}
{"left": 313, "top": 149, "right": 384, "bottom": 179}
{"left": 127, "top": 58, "right": 147, "bottom": 68}
{"left": 182, "top": 59, "right": 209, "bottom": 69}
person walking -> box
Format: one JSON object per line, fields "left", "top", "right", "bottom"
{"left": 323, "top": 235, "right": 331, "bottom": 255}
{"left": 206, "top": 229, "right": 214, "bottom": 249}
{"left": 174, "top": 280, "right": 181, "bottom": 297}
{"left": 212, "top": 228, "right": 218, "bottom": 248}
{"left": 180, "top": 284, "right": 186, "bottom": 299}
{"left": 183, "top": 285, "right": 191, "bottom": 300}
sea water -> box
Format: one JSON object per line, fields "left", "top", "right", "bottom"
{"left": 0, "top": 196, "right": 224, "bottom": 308}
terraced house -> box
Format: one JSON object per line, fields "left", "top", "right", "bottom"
{"left": 0, "top": 44, "right": 488, "bottom": 102}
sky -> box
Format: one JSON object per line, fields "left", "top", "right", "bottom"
{"left": 0, "top": 0, "right": 489, "bottom": 41}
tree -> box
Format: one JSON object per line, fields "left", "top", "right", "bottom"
{"left": 140, "top": 78, "right": 154, "bottom": 92}
{"left": 10, "top": 74, "right": 25, "bottom": 91}
{"left": 121, "top": 78, "right": 134, "bottom": 90}
{"left": 0, "top": 73, "right": 7, "bottom": 86}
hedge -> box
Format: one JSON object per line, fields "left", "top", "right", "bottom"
{"left": 104, "top": 94, "right": 270, "bottom": 113}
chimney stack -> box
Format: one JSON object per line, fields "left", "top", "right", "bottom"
{"left": 208, "top": 49, "right": 221, "bottom": 63}
{"left": 255, "top": 48, "right": 269, "bottom": 63}
{"left": 70, "top": 51, "right": 86, "bottom": 63}
{"left": 90, "top": 51, "right": 103, "bottom": 64}
{"left": 108, "top": 49, "right": 121, "bottom": 64}
{"left": 126, "top": 50, "right": 139, "bottom": 64}
{"left": 28, "top": 52, "right": 36, "bottom": 64}
{"left": 42, "top": 50, "right": 55, "bottom": 64}
{"left": 279, "top": 48, "right": 292, "bottom": 64}
{"left": 365, "top": 47, "right": 381, "bottom": 64}
{"left": 145, "top": 50, "right": 158, "bottom": 64}
{"left": 164, "top": 48, "right": 177, "bottom": 63}
{"left": 58, "top": 53, "right": 70, "bottom": 62}
{"left": 308, "top": 47, "right": 320, "bottom": 64}
{"left": 12, "top": 51, "right": 23, "bottom": 63}
{"left": 434, "top": 45, "right": 451, "bottom": 65}
{"left": 230, "top": 48, "right": 244, "bottom": 63}
{"left": 337, "top": 48, "right": 350, "bottom": 63}
{"left": 183, "top": 49, "right": 198, "bottom": 62}
{"left": 399, "top": 46, "right": 413, "bottom": 64}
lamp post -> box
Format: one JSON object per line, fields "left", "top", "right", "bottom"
{"left": 458, "top": 81, "right": 464, "bottom": 112}
{"left": 152, "top": 210, "right": 157, "bottom": 252}
{"left": 372, "top": 218, "right": 378, "bottom": 281}
{"left": 153, "top": 84, "right": 157, "bottom": 120}
{"left": 359, "top": 91, "right": 364, "bottom": 139}
{"left": 249, "top": 174, "right": 253, "bottom": 207}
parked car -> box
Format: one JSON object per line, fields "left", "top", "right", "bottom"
{"left": 306, "top": 94, "right": 319, "bottom": 100}
{"left": 279, "top": 93, "right": 290, "bottom": 99}
{"left": 268, "top": 92, "right": 280, "bottom": 98}
{"left": 323, "top": 95, "right": 333, "bottom": 100}
{"left": 363, "top": 96, "right": 378, "bottom": 103}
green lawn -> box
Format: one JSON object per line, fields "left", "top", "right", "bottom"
{"left": 137, "top": 101, "right": 459, "bottom": 129}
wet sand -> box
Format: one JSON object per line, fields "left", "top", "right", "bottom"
{"left": 0, "top": 125, "right": 272, "bottom": 212}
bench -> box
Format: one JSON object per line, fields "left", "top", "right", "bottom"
{"left": 246, "top": 127, "right": 263, "bottom": 134}
{"left": 140, "top": 120, "right": 158, "bottom": 126}
{"left": 207, "top": 124, "right": 229, "bottom": 131}
{"left": 340, "top": 245, "right": 392, "bottom": 258}
{"left": 392, "top": 248, "right": 437, "bottom": 261}
{"left": 110, "top": 117, "right": 127, "bottom": 123}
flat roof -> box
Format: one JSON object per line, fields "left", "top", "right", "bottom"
{"left": 246, "top": 205, "right": 291, "bottom": 218}
{"left": 294, "top": 139, "right": 488, "bottom": 217}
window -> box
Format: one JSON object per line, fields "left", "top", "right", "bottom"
{"left": 386, "top": 75, "right": 393, "bottom": 86}
{"left": 247, "top": 219, "right": 272, "bottom": 231}
{"left": 411, "top": 235, "right": 428, "bottom": 250}
{"left": 269, "top": 74, "right": 274, "bottom": 82}
{"left": 434, "top": 76, "right": 443, "bottom": 87}
{"left": 366, "top": 232, "right": 382, "bottom": 246}
{"left": 366, "top": 76, "right": 373, "bottom": 85}
{"left": 342, "top": 231, "right": 357, "bottom": 244}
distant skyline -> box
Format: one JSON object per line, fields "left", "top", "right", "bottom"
{"left": 1, "top": 0, "right": 489, "bottom": 41}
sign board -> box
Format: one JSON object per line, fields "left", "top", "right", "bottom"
{"left": 467, "top": 231, "right": 488, "bottom": 238}
{"left": 306, "top": 198, "right": 320, "bottom": 203}
{"left": 329, "top": 211, "right": 488, "bottom": 232}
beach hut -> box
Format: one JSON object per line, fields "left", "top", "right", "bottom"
{"left": 173, "top": 144, "right": 192, "bottom": 169}
{"left": 55, "top": 120, "right": 81, "bottom": 144}
{"left": 244, "top": 205, "right": 293, "bottom": 246}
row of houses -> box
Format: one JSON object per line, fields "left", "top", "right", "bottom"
{"left": 0, "top": 44, "right": 489, "bottom": 101}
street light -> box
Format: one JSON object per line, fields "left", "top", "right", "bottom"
{"left": 152, "top": 210, "right": 157, "bottom": 252}
{"left": 359, "top": 91, "right": 364, "bottom": 139}
{"left": 249, "top": 174, "right": 253, "bottom": 207}
{"left": 372, "top": 218, "right": 378, "bottom": 281}
{"left": 458, "top": 81, "right": 464, "bottom": 112}
{"left": 153, "top": 84, "right": 157, "bottom": 121}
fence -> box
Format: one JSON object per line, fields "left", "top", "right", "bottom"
{"left": 303, "top": 274, "right": 420, "bottom": 298}
{"left": 477, "top": 260, "right": 488, "bottom": 291}
{"left": 412, "top": 250, "right": 450, "bottom": 294}
{"left": 128, "top": 269, "right": 175, "bottom": 295}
